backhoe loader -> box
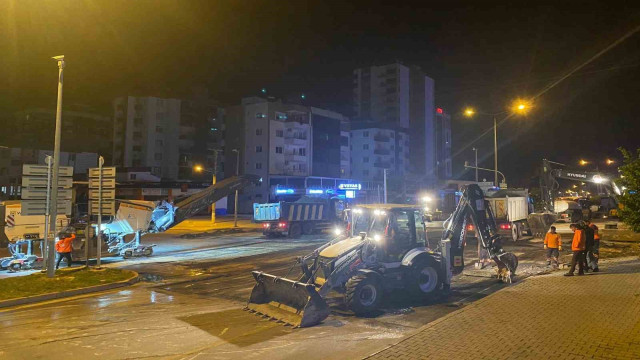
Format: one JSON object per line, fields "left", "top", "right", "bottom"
{"left": 246, "top": 184, "right": 518, "bottom": 327}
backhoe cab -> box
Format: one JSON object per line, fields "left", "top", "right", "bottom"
{"left": 247, "top": 204, "right": 446, "bottom": 327}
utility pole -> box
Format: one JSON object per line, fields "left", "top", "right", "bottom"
{"left": 96, "top": 156, "right": 104, "bottom": 269}
{"left": 493, "top": 115, "right": 498, "bottom": 187}
{"left": 211, "top": 150, "right": 219, "bottom": 223}
{"left": 43, "top": 156, "right": 52, "bottom": 265}
{"left": 472, "top": 148, "right": 478, "bottom": 182}
{"left": 47, "top": 55, "right": 64, "bottom": 278}
{"left": 233, "top": 149, "right": 239, "bottom": 227}
{"left": 383, "top": 169, "right": 388, "bottom": 204}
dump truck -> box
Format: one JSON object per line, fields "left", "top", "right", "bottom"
{"left": 246, "top": 184, "right": 518, "bottom": 327}
{"left": 253, "top": 196, "right": 346, "bottom": 238}
{"left": 485, "top": 189, "right": 532, "bottom": 241}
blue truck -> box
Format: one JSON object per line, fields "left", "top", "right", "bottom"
{"left": 253, "top": 197, "right": 346, "bottom": 238}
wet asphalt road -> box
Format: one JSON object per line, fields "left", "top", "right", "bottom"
{"left": 1, "top": 229, "right": 534, "bottom": 360}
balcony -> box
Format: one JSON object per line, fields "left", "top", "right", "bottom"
{"left": 284, "top": 137, "right": 307, "bottom": 146}
{"left": 373, "top": 162, "right": 391, "bottom": 168}
{"left": 285, "top": 153, "right": 307, "bottom": 162}
{"left": 373, "top": 148, "right": 391, "bottom": 155}
{"left": 373, "top": 134, "right": 391, "bottom": 142}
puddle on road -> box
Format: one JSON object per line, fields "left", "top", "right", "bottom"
{"left": 179, "top": 309, "right": 293, "bottom": 347}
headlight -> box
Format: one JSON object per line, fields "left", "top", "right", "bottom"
{"left": 373, "top": 234, "right": 381, "bottom": 242}
{"left": 334, "top": 228, "right": 343, "bottom": 236}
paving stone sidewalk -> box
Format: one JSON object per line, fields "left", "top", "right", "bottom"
{"left": 367, "top": 258, "right": 640, "bottom": 360}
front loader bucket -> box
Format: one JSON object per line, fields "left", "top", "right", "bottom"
{"left": 246, "top": 271, "right": 330, "bottom": 328}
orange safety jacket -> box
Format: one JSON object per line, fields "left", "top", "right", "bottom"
{"left": 55, "top": 234, "right": 75, "bottom": 253}
{"left": 544, "top": 232, "right": 562, "bottom": 248}
{"left": 571, "top": 230, "right": 586, "bottom": 251}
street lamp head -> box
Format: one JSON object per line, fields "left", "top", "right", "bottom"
{"left": 605, "top": 159, "right": 615, "bottom": 165}
{"left": 193, "top": 165, "right": 204, "bottom": 173}
{"left": 579, "top": 159, "right": 589, "bottom": 166}
{"left": 463, "top": 108, "right": 475, "bottom": 117}
{"left": 512, "top": 98, "right": 532, "bottom": 115}
{"left": 232, "top": 149, "right": 239, "bottom": 153}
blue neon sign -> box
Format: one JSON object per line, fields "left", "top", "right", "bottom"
{"left": 338, "top": 183, "right": 361, "bottom": 190}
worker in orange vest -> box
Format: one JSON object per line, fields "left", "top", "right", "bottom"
{"left": 565, "top": 223, "right": 585, "bottom": 276}
{"left": 585, "top": 220, "right": 600, "bottom": 272}
{"left": 543, "top": 226, "right": 562, "bottom": 268}
{"left": 55, "top": 232, "right": 75, "bottom": 269}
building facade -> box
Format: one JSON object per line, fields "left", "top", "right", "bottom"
{"left": 350, "top": 123, "right": 410, "bottom": 182}
{"left": 225, "top": 96, "right": 354, "bottom": 212}
{"left": 435, "top": 108, "right": 452, "bottom": 180}
{"left": 353, "top": 63, "right": 437, "bottom": 183}
{"left": 0, "top": 147, "right": 97, "bottom": 198}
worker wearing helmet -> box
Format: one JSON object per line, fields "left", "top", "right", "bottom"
{"left": 543, "top": 226, "right": 562, "bottom": 268}
{"left": 585, "top": 220, "right": 600, "bottom": 272}
{"left": 565, "top": 223, "right": 585, "bottom": 276}
{"left": 55, "top": 232, "right": 76, "bottom": 269}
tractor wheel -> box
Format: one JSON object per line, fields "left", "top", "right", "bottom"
{"left": 9, "top": 262, "right": 21, "bottom": 272}
{"left": 288, "top": 223, "right": 302, "bottom": 238}
{"left": 143, "top": 247, "right": 153, "bottom": 256}
{"left": 412, "top": 260, "right": 442, "bottom": 297}
{"left": 345, "top": 274, "right": 382, "bottom": 315}
{"left": 123, "top": 250, "right": 133, "bottom": 259}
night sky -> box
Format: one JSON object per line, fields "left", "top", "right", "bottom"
{"left": 2, "top": 0, "right": 640, "bottom": 187}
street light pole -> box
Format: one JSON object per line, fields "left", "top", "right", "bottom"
{"left": 383, "top": 169, "right": 388, "bottom": 204}
{"left": 493, "top": 115, "right": 498, "bottom": 187}
{"left": 472, "top": 147, "right": 478, "bottom": 182}
{"left": 232, "top": 149, "right": 239, "bottom": 227}
{"left": 47, "top": 55, "right": 64, "bottom": 278}
{"left": 211, "top": 150, "right": 219, "bottom": 224}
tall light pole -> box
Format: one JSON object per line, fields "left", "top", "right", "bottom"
{"left": 471, "top": 147, "right": 478, "bottom": 182}
{"left": 232, "top": 149, "right": 239, "bottom": 227}
{"left": 47, "top": 55, "right": 64, "bottom": 278}
{"left": 463, "top": 100, "right": 530, "bottom": 187}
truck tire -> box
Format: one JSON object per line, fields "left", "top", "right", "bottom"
{"left": 411, "top": 260, "right": 442, "bottom": 297}
{"left": 302, "top": 223, "right": 315, "bottom": 235}
{"left": 288, "top": 223, "right": 302, "bottom": 238}
{"left": 511, "top": 223, "right": 520, "bottom": 241}
{"left": 345, "top": 274, "right": 382, "bottom": 315}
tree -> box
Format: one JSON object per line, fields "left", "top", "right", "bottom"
{"left": 617, "top": 148, "right": 640, "bottom": 232}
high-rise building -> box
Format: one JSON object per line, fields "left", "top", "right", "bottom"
{"left": 310, "top": 107, "right": 348, "bottom": 179}
{"left": 112, "top": 96, "right": 182, "bottom": 180}
{"left": 353, "top": 63, "right": 436, "bottom": 182}
{"left": 435, "top": 108, "right": 453, "bottom": 180}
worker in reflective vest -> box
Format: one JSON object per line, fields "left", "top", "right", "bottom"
{"left": 543, "top": 226, "right": 562, "bottom": 268}
{"left": 55, "top": 232, "right": 75, "bottom": 269}
{"left": 565, "top": 224, "right": 585, "bottom": 276}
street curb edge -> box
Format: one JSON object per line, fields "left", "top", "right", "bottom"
{"left": 0, "top": 270, "right": 139, "bottom": 309}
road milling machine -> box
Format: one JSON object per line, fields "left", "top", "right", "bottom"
{"left": 246, "top": 184, "right": 519, "bottom": 327}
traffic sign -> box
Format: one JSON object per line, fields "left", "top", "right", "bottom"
{"left": 22, "top": 200, "right": 72, "bottom": 216}
{"left": 22, "top": 188, "right": 72, "bottom": 200}
{"left": 89, "top": 189, "right": 115, "bottom": 200}
{"left": 89, "top": 200, "right": 116, "bottom": 215}
{"left": 22, "top": 176, "right": 73, "bottom": 188}
{"left": 23, "top": 164, "right": 73, "bottom": 177}
{"left": 89, "top": 167, "right": 116, "bottom": 178}
{"left": 89, "top": 178, "right": 116, "bottom": 189}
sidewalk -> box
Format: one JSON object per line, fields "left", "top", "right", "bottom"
{"left": 166, "top": 215, "right": 261, "bottom": 234}
{"left": 367, "top": 257, "right": 640, "bottom": 360}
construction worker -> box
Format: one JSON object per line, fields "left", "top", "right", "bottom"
{"left": 543, "top": 226, "right": 562, "bottom": 268}
{"left": 55, "top": 232, "right": 75, "bottom": 269}
{"left": 585, "top": 220, "right": 600, "bottom": 272}
{"left": 565, "top": 223, "right": 585, "bottom": 276}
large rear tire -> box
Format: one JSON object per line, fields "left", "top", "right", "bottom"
{"left": 345, "top": 274, "right": 382, "bottom": 315}
{"left": 288, "top": 223, "right": 302, "bottom": 238}
{"left": 412, "top": 261, "right": 441, "bottom": 297}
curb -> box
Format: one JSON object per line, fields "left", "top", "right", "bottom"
{"left": 0, "top": 270, "right": 139, "bottom": 309}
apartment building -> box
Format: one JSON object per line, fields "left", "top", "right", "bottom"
{"left": 435, "top": 108, "right": 453, "bottom": 180}
{"left": 350, "top": 122, "right": 410, "bottom": 182}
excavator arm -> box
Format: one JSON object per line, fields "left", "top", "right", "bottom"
{"left": 441, "top": 184, "right": 518, "bottom": 281}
